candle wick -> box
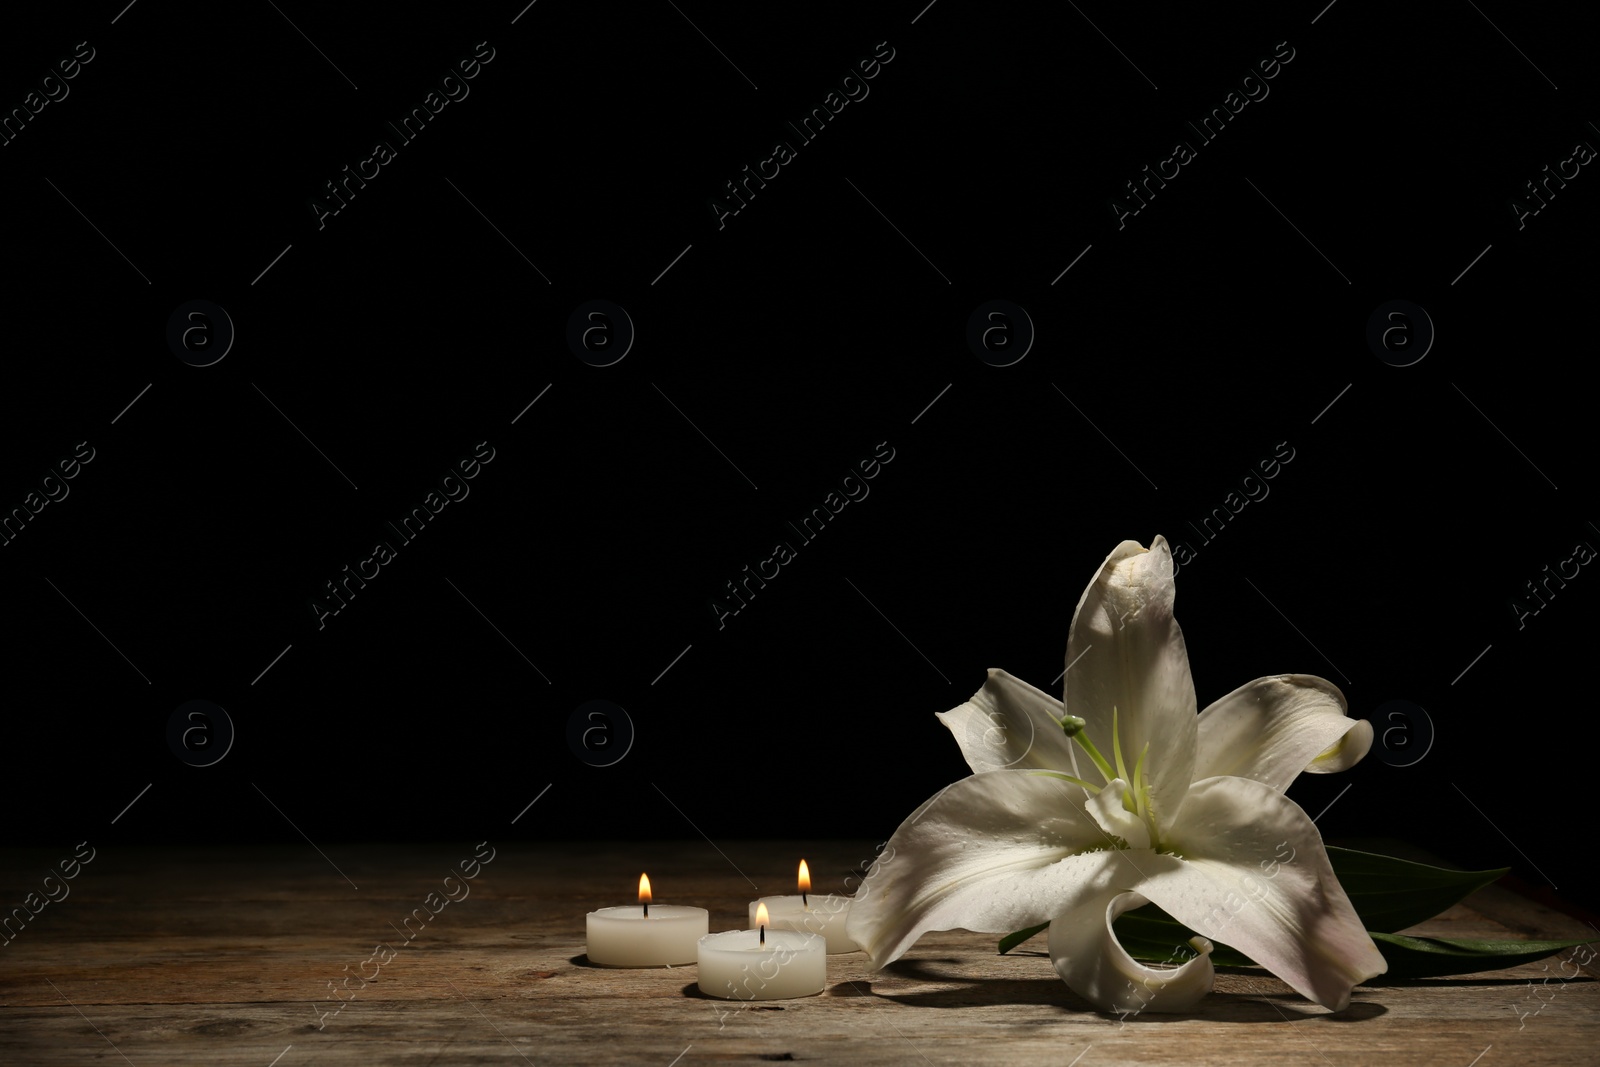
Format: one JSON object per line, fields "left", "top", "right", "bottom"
{"left": 642, "top": 901, "right": 649, "bottom": 918}
{"left": 802, "top": 891, "right": 808, "bottom": 907}
{"left": 759, "top": 923, "right": 765, "bottom": 947}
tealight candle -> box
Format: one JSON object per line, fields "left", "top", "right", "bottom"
{"left": 586, "top": 874, "right": 708, "bottom": 967}
{"left": 698, "top": 902, "right": 826, "bottom": 1000}
{"left": 749, "top": 859, "right": 859, "bottom": 954}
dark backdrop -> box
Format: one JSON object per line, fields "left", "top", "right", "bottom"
{"left": 3, "top": 2, "right": 1596, "bottom": 911}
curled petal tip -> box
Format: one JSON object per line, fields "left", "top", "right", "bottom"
{"left": 1308, "top": 717, "right": 1374, "bottom": 774}
{"left": 1050, "top": 890, "right": 1215, "bottom": 1014}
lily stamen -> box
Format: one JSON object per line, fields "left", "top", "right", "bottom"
{"left": 1111, "top": 707, "right": 1134, "bottom": 812}
{"left": 1058, "top": 714, "right": 1116, "bottom": 784}
{"left": 1029, "top": 770, "right": 1103, "bottom": 795}
{"left": 1131, "top": 742, "right": 1157, "bottom": 844}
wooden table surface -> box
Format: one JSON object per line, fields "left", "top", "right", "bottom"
{"left": 1, "top": 839, "right": 1594, "bottom": 1065}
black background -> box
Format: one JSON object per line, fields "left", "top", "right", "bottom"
{"left": 2, "top": 2, "right": 1596, "bottom": 911}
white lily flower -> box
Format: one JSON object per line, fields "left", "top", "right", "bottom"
{"left": 845, "top": 536, "right": 1386, "bottom": 1014}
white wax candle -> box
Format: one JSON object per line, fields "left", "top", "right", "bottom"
{"left": 586, "top": 905, "right": 708, "bottom": 967}
{"left": 697, "top": 929, "right": 826, "bottom": 1000}
{"left": 747, "top": 895, "right": 858, "bottom": 953}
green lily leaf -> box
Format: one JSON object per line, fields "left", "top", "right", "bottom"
{"left": 998, "top": 923, "right": 1049, "bottom": 955}
{"left": 1325, "top": 847, "right": 1508, "bottom": 933}
{"left": 1111, "top": 907, "right": 1254, "bottom": 968}
{"left": 1367, "top": 933, "right": 1597, "bottom": 980}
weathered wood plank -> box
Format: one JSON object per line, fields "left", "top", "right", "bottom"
{"left": 0, "top": 841, "right": 1593, "bottom": 1065}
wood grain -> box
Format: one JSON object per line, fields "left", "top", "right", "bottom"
{"left": 0, "top": 840, "right": 1593, "bottom": 1065}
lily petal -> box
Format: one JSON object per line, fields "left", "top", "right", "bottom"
{"left": 1064, "top": 537, "right": 1197, "bottom": 833}
{"left": 936, "top": 669, "right": 1074, "bottom": 774}
{"left": 846, "top": 770, "right": 1143, "bottom": 969}
{"left": 1138, "top": 776, "right": 1388, "bottom": 1011}
{"left": 1193, "top": 675, "right": 1373, "bottom": 792}
{"left": 1049, "top": 890, "right": 1215, "bottom": 1014}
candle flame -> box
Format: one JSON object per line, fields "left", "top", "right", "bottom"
{"left": 755, "top": 901, "right": 770, "bottom": 928}
{"left": 797, "top": 859, "right": 811, "bottom": 895}
{"left": 638, "top": 873, "right": 652, "bottom": 905}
